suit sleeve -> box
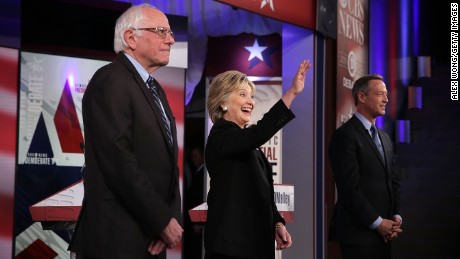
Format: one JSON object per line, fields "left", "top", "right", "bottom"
{"left": 209, "top": 100, "right": 295, "bottom": 156}
{"left": 382, "top": 132, "right": 401, "bottom": 216}
{"left": 329, "top": 129, "right": 381, "bottom": 227}
{"left": 272, "top": 201, "right": 286, "bottom": 226}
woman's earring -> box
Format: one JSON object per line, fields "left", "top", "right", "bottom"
{"left": 222, "top": 106, "right": 228, "bottom": 111}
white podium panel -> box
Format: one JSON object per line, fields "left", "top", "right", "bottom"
{"left": 189, "top": 184, "right": 294, "bottom": 223}
{"left": 29, "top": 180, "right": 83, "bottom": 222}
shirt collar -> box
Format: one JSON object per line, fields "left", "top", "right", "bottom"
{"left": 354, "top": 112, "right": 374, "bottom": 132}
{"left": 123, "top": 52, "right": 150, "bottom": 83}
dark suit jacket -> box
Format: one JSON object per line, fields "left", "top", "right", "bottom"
{"left": 69, "top": 53, "right": 181, "bottom": 259}
{"left": 204, "top": 100, "right": 292, "bottom": 259}
{"left": 328, "top": 115, "right": 400, "bottom": 245}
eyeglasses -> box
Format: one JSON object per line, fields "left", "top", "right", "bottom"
{"left": 134, "top": 27, "right": 174, "bottom": 39}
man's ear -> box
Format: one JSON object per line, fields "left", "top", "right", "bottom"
{"left": 358, "top": 91, "right": 366, "bottom": 103}
{"left": 124, "top": 29, "right": 136, "bottom": 49}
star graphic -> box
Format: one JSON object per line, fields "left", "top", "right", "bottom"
{"left": 244, "top": 39, "right": 268, "bottom": 62}
{"left": 260, "top": 0, "right": 275, "bottom": 12}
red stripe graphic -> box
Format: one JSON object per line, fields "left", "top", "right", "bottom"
{"left": 16, "top": 239, "right": 58, "bottom": 259}
{"left": 53, "top": 79, "right": 84, "bottom": 153}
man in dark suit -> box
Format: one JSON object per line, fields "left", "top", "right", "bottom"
{"left": 69, "top": 4, "right": 182, "bottom": 259}
{"left": 328, "top": 74, "right": 402, "bottom": 259}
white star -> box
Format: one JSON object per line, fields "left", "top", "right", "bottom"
{"left": 244, "top": 39, "right": 268, "bottom": 62}
{"left": 260, "top": 0, "right": 275, "bottom": 12}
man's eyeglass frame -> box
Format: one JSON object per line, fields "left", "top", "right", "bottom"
{"left": 133, "top": 27, "right": 174, "bottom": 39}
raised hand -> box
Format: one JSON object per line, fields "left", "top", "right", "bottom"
{"left": 282, "top": 60, "right": 312, "bottom": 108}
{"left": 290, "top": 59, "right": 312, "bottom": 95}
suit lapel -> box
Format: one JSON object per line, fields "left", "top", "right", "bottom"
{"left": 116, "top": 53, "right": 175, "bottom": 155}
{"left": 350, "top": 116, "right": 386, "bottom": 168}
{"left": 378, "top": 128, "right": 391, "bottom": 169}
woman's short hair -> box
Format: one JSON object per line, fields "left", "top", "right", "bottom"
{"left": 351, "top": 74, "right": 383, "bottom": 106}
{"left": 207, "top": 70, "right": 256, "bottom": 123}
{"left": 114, "top": 4, "right": 156, "bottom": 53}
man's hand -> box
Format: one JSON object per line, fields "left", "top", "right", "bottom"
{"left": 386, "top": 217, "right": 403, "bottom": 240}
{"left": 377, "top": 218, "right": 402, "bottom": 242}
{"left": 147, "top": 239, "right": 167, "bottom": 255}
{"left": 160, "top": 218, "right": 183, "bottom": 248}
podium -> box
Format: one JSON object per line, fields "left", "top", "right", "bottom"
{"left": 29, "top": 182, "right": 294, "bottom": 227}
{"left": 189, "top": 184, "right": 294, "bottom": 223}
{"left": 29, "top": 180, "right": 83, "bottom": 231}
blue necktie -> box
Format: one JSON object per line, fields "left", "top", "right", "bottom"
{"left": 146, "top": 76, "right": 173, "bottom": 148}
{"left": 370, "top": 124, "right": 384, "bottom": 160}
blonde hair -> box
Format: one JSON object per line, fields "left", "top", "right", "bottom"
{"left": 207, "top": 70, "right": 256, "bottom": 123}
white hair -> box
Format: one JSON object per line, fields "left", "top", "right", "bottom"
{"left": 113, "top": 4, "right": 157, "bottom": 53}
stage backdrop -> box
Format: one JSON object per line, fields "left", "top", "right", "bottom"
{"left": 336, "top": 0, "right": 369, "bottom": 127}
{"left": 14, "top": 52, "right": 186, "bottom": 258}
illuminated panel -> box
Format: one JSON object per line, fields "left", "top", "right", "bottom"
{"left": 18, "top": 52, "right": 108, "bottom": 167}
{"left": 388, "top": 0, "right": 398, "bottom": 119}
{"left": 336, "top": 0, "right": 369, "bottom": 127}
